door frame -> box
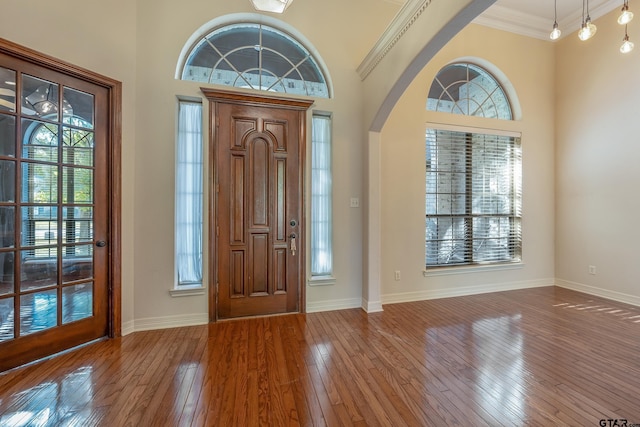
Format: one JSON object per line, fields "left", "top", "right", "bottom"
{"left": 201, "top": 88, "right": 313, "bottom": 322}
{"left": 0, "top": 38, "right": 122, "bottom": 337}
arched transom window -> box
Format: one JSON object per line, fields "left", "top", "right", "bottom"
{"left": 427, "top": 63, "right": 512, "bottom": 120}
{"left": 180, "top": 23, "right": 329, "bottom": 98}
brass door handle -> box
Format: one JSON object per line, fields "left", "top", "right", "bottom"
{"left": 289, "top": 233, "right": 297, "bottom": 256}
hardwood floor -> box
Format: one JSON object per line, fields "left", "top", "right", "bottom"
{"left": 1, "top": 286, "right": 639, "bottom": 426}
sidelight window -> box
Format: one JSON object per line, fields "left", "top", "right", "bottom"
{"left": 175, "top": 100, "right": 203, "bottom": 288}
{"left": 310, "top": 113, "right": 333, "bottom": 281}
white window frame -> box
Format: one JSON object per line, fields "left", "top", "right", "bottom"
{"left": 425, "top": 123, "right": 522, "bottom": 269}
{"left": 308, "top": 112, "right": 335, "bottom": 285}
{"left": 171, "top": 99, "right": 205, "bottom": 296}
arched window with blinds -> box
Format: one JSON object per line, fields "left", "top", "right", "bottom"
{"left": 425, "top": 62, "right": 521, "bottom": 268}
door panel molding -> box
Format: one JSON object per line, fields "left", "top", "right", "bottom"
{"left": 202, "top": 88, "right": 312, "bottom": 321}
{"left": 0, "top": 38, "right": 122, "bottom": 350}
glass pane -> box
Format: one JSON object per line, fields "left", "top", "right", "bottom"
{"left": 0, "top": 67, "right": 16, "bottom": 112}
{"left": 62, "top": 126, "right": 94, "bottom": 166}
{"left": 1, "top": 207, "right": 15, "bottom": 248}
{"left": 0, "top": 252, "right": 14, "bottom": 295}
{"left": 22, "top": 75, "right": 60, "bottom": 121}
{"left": 63, "top": 167, "right": 93, "bottom": 204}
{"left": 21, "top": 206, "right": 58, "bottom": 247}
{"left": 62, "top": 283, "right": 93, "bottom": 323}
{"left": 20, "top": 250, "right": 57, "bottom": 291}
{"left": 21, "top": 162, "right": 58, "bottom": 203}
{"left": 22, "top": 119, "right": 59, "bottom": 162}
{"left": 63, "top": 207, "right": 93, "bottom": 244}
{"left": 63, "top": 245, "right": 93, "bottom": 283}
{"left": 0, "top": 160, "right": 16, "bottom": 202}
{"left": 63, "top": 87, "right": 94, "bottom": 129}
{"left": 0, "top": 297, "right": 14, "bottom": 341}
{"left": 0, "top": 113, "right": 16, "bottom": 156}
{"left": 20, "top": 289, "right": 57, "bottom": 335}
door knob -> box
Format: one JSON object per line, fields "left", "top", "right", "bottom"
{"left": 96, "top": 240, "right": 107, "bottom": 247}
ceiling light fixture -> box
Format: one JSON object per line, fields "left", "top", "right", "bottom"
{"left": 618, "top": 0, "right": 634, "bottom": 25}
{"left": 550, "top": 0, "right": 562, "bottom": 40}
{"left": 250, "top": 0, "right": 293, "bottom": 13}
{"left": 621, "top": 24, "right": 635, "bottom": 53}
{"left": 579, "top": 0, "right": 597, "bottom": 41}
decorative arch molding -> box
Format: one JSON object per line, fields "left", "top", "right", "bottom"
{"left": 175, "top": 13, "right": 333, "bottom": 98}
{"left": 360, "top": 0, "right": 496, "bottom": 132}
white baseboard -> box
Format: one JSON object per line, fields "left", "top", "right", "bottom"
{"left": 382, "top": 278, "right": 554, "bottom": 305}
{"left": 133, "top": 313, "right": 209, "bottom": 332}
{"left": 362, "top": 298, "right": 384, "bottom": 313}
{"left": 306, "top": 297, "right": 362, "bottom": 313}
{"left": 555, "top": 279, "right": 640, "bottom": 307}
{"left": 122, "top": 320, "right": 135, "bottom": 336}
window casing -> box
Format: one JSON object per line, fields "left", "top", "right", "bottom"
{"left": 175, "top": 101, "right": 203, "bottom": 288}
{"left": 310, "top": 113, "right": 333, "bottom": 279}
{"left": 425, "top": 128, "right": 522, "bottom": 268}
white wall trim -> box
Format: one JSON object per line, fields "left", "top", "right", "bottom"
{"left": 132, "top": 313, "right": 209, "bottom": 333}
{"left": 555, "top": 279, "right": 640, "bottom": 308}
{"left": 362, "top": 298, "right": 384, "bottom": 313}
{"left": 357, "top": 0, "right": 433, "bottom": 80}
{"left": 382, "top": 279, "right": 554, "bottom": 305}
{"left": 122, "top": 320, "right": 135, "bottom": 336}
{"left": 306, "top": 298, "right": 363, "bottom": 313}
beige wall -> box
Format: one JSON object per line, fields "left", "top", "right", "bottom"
{"left": 4, "top": 1, "right": 637, "bottom": 331}
{"left": 131, "top": 0, "right": 400, "bottom": 323}
{"left": 1, "top": 0, "right": 138, "bottom": 327}
{"left": 555, "top": 9, "right": 640, "bottom": 304}
{"left": 380, "top": 24, "right": 556, "bottom": 301}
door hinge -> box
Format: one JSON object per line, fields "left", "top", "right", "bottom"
{"left": 216, "top": 226, "right": 219, "bottom": 236}
{"left": 216, "top": 183, "right": 220, "bottom": 193}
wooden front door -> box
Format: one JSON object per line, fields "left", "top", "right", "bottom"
{"left": 0, "top": 40, "right": 120, "bottom": 372}
{"left": 204, "top": 89, "right": 312, "bottom": 320}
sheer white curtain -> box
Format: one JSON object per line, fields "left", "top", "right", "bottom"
{"left": 176, "top": 101, "right": 203, "bottom": 286}
{"left": 311, "top": 114, "right": 332, "bottom": 276}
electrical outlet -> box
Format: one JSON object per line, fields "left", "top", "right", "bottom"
{"left": 588, "top": 265, "right": 597, "bottom": 275}
{"left": 394, "top": 270, "right": 401, "bottom": 281}
{"left": 350, "top": 197, "right": 360, "bottom": 208}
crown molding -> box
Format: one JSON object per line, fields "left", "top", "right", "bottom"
{"left": 473, "top": 0, "right": 620, "bottom": 41}
{"left": 357, "top": 0, "right": 433, "bottom": 80}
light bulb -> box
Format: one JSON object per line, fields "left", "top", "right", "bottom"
{"left": 578, "top": 24, "right": 591, "bottom": 41}
{"left": 587, "top": 19, "right": 597, "bottom": 37}
{"left": 550, "top": 22, "right": 561, "bottom": 40}
{"left": 621, "top": 35, "right": 635, "bottom": 53}
{"left": 618, "top": 6, "right": 634, "bottom": 25}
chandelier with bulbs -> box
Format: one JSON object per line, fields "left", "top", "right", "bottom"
{"left": 550, "top": 0, "right": 634, "bottom": 54}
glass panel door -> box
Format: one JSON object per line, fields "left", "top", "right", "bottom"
{"left": 0, "top": 52, "right": 109, "bottom": 371}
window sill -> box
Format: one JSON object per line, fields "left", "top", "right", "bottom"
{"left": 169, "top": 285, "right": 206, "bottom": 297}
{"left": 308, "top": 276, "right": 336, "bottom": 286}
{"left": 423, "top": 262, "right": 524, "bottom": 277}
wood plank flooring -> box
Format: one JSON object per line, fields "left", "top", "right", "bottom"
{"left": 1, "top": 286, "right": 640, "bottom": 426}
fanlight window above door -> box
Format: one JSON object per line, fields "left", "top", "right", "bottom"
{"left": 180, "top": 23, "right": 330, "bottom": 98}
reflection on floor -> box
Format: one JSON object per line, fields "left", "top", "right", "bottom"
{"left": 0, "top": 286, "right": 639, "bottom": 426}
{"left": 0, "top": 282, "right": 93, "bottom": 341}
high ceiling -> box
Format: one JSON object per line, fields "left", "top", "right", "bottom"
{"left": 475, "top": 0, "right": 621, "bottom": 40}
{"left": 383, "top": 0, "right": 623, "bottom": 40}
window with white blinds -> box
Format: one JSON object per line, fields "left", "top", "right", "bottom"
{"left": 425, "top": 127, "right": 522, "bottom": 268}
{"left": 175, "top": 101, "right": 203, "bottom": 287}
